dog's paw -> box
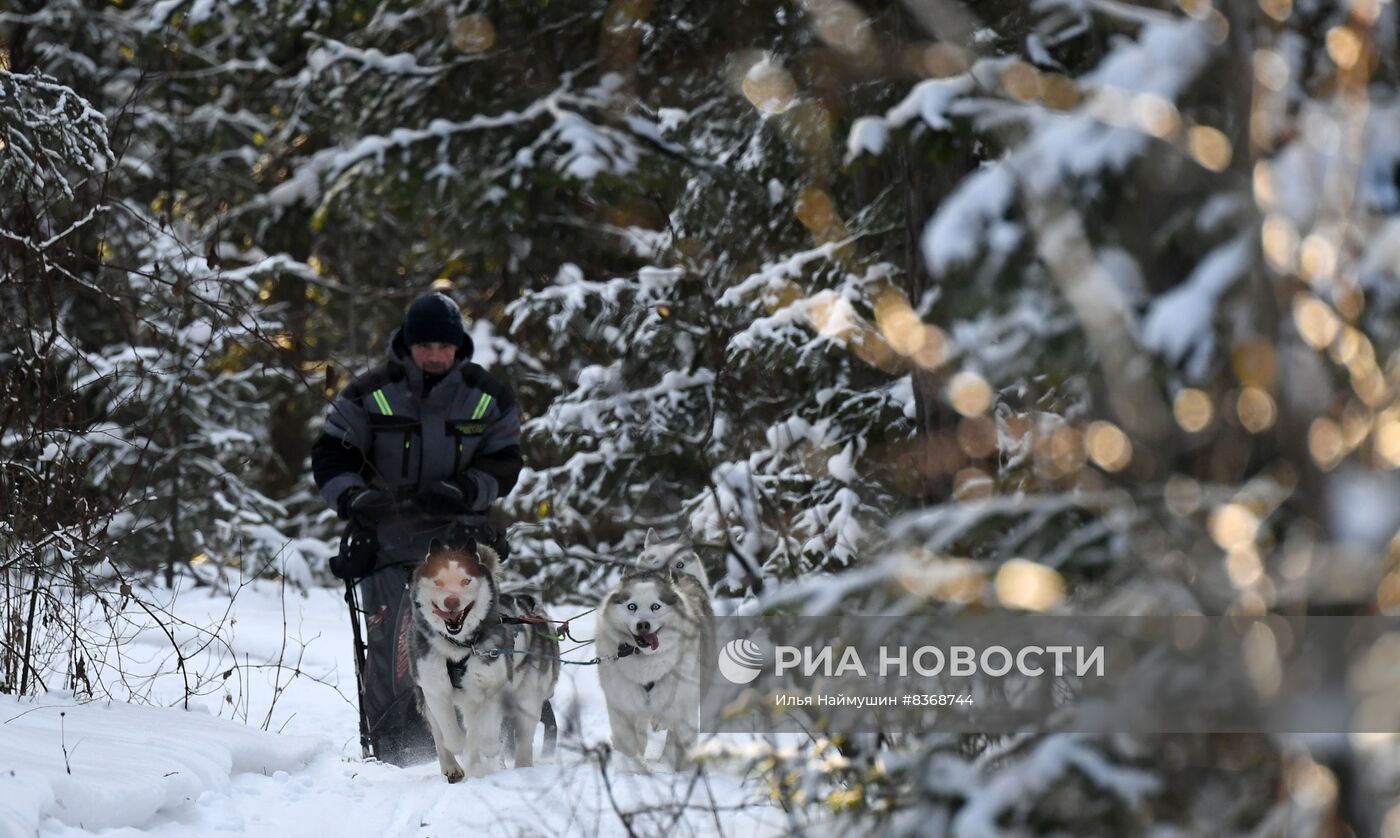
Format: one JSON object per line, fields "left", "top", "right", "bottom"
{"left": 439, "top": 751, "right": 465, "bottom": 783}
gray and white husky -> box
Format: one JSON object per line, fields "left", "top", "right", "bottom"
{"left": 408, "top": 537, "right": 559, "bottom": 782}
{"left": 635, "top": 528, "right": 711, "bottom": 592}
{"left": 635, "top": 529, "right": 716, "bottom": 694}
{"left": 597, "top": 531, "right": 716, "bottom": 769}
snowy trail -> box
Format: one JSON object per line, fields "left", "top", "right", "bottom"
{"left": 1, "top": 576, "right": 782, "bottom": 837}
{"left": 28, "top": 750, "right": 761, "bottom": 837}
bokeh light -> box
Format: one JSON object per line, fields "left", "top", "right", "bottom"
{"left": 948, "top": 371, "right": 993, "bottom": 417}
{"left": 994, "top": 559, "right": 1065, "bottom": 611}
{"left": 1174, "top": 389, "right": 1214, "bottom": 433}
{"left": 1086, "top": 421, "right": 1132, "bottom": 472}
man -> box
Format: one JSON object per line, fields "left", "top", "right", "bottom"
{"left": 312, "top": 291, "right": 522, "bottom": 765}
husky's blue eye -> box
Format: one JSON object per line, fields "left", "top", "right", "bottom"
{"left": 651, "top": 603, "right": 661, "bottom": 611}
{"left": 627, "top": 603, "right": 637, "bottom": 611}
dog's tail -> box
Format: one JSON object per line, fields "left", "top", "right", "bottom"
{"left": 541, "top": 699, "right": 558, "bottom": 757}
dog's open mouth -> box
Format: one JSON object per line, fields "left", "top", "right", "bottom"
{"left": 633, "top": 631, "right": 660, "bottom": 651}
{"left": 433, "top": 602, "right": 472, "bottom": 635}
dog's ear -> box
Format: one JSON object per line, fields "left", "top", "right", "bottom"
{"left": 476, "top": 542, "right": 500, "bottom": 574}
{"left": 428, "top": 537, "right": 446, "bottom": 556}
{"left": 643, "top": 528, "right": 660, "bottom": 551}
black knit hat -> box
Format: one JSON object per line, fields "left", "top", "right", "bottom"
{"left": 402, "top": 292, "right": 466, "bottom": 348}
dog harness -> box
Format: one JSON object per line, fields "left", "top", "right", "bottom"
{"left": 430, "top": 612, "right": 510, "bottom": 689}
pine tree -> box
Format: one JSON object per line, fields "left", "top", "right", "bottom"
{"left": 2, "top": 0, "right": 322, "bottom": 585}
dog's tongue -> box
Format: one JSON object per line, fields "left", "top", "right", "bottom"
{"left": 644, "top": 632, "right": 659, "bottom": 651}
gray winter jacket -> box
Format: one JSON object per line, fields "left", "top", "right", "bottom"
{"left": 311, "top": 327, "right": 523, "bottom": 567}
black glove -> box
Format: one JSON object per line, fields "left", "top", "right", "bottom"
{"left": 330, "top": 522, "right": 379, "bottom": 580}
{"left": 338, "top": 488, "right": 396, "bottom": 527}
{"left": 417, "top": 479, "right": 476, "bottom": 518}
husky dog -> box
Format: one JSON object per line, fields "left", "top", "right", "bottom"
{"left": 408, "top": 538, "right": 559, "bottom": 782}
{"left": 597, "top": 557, "right": 715, "bottom": 770}
{"left": 636, "top": 528, "right": 711, "bottom": 591}
{"left": 635, "top": 529, "right": 716, "bottom": 695}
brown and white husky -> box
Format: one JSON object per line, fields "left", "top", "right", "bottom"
{"left": 407, "top": 537, "right": 559, "bottom": 781}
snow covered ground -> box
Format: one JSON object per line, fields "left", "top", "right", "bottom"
{"left": 1, "top": 574, "right": 784, "bottom": 837}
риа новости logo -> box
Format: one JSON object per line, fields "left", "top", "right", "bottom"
{"left": 718, "top": 638, "right": 764, "bottom": 684}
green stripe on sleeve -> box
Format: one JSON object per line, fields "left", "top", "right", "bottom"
{"left": 471, "top": 393, "right": 493, "bottom": 420}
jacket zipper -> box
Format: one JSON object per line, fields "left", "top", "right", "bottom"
{"left": 402, "top": 432, "right": 411, "bottom": 479}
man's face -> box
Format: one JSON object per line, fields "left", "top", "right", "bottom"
{"left": 410, "top": 342, "right": 457, "bottom": 374}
